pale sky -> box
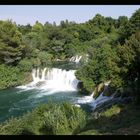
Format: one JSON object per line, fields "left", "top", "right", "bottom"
{"left": 0, "top": 5, "right": 140, "bottom": 25}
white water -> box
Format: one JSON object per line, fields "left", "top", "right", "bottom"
{"left": 17, "top": 67, "right": 113, "bottom": 110}
{"left": 75, "top": 81, "right": 112, "bottom": 109}
{"left": 70, "top": 55, "right": 82, "bottom": 63}
{"left": 75, "top": 92, "right": 95, "bottom": 104}
{"left": 17, "top": 68, "right": 79, "bottom": 93}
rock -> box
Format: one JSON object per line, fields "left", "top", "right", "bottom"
{"left": 93, "top": 83, "right": 105, "bottom": 99}
{"left": 77, "top": 81, "right": 83, "bottom": 89}
{"left": 103, "top": 86, "right": 115, "bottom": 97}
{"left": 35, "top": 81, "right": 46, "bottom": 87}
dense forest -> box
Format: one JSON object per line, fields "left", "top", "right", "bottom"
{"left": 0, "top": 8, "right": 140, "bottom": 135}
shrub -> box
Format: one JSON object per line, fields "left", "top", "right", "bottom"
{"left": 0, "top": 117, "right": 27, "bottom": 135}
{"left": 100, "top": 105, "right": 121, "bottom": 117}
{"left": 40, "top": 102, "right": 86, "bottom": 135}
{"left": 0, "top": 102, "right": 86, "bottom": 135}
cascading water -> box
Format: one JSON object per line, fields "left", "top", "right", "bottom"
{"left": 0, "top": 62, "right": 117, "bottom": 124}
{"left": 17, "top": 65, "right": 113, "bottom": 112}
{"left": 17, "top": 67, "right": 79, "bottom": 92}
{"left": 74, "top": 81, "right": 113, "bottom": 109}
{"left": 75, "top": 92, "right": 95, "bottom": 104}
{"left": 41, "top": 68, "right": 47, "bottom": 80}
{"left": 70, "top": 55, "right": 82, "bottom": 63}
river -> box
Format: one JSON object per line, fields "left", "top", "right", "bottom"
{"left": 0, "top": 60, "right": 93, "bottom": 122}
{"left": 0, "top": 60, "right": 112, "bottom": 123}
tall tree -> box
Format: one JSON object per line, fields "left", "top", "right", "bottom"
{"left": 0, "top": 20, "right": 26, "bottom": 65}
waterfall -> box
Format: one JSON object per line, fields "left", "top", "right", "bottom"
{"left": 75, "top": 92, "right": 95, "bottom": 104}
{"left": 41, "top": 68, "right": 47, "bottom": 80}
{"left": 70, "top": 55, "right": 82, "bottom": 63}
{"left": 75, "top": 81, "right": 112, "bottom": 109}
{"left": 42, "top": 68, "right": 79, "bottom": 91}
{"left": 90, "top": 92, "right": 94, "bottom": 97}
{"left": 88, "top": 81, "right": 112, "bottom": 109}
{"left": 18, "top": 67, "right": 79, "bottom": 92}
{"left": 32, "top": 68, "right": 40, "bottom": 83}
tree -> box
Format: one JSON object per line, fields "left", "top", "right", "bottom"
{"left": 32, "top": 21, "right": 43, "bottom": 33}
{"left": 76, "top": 45, "right": 121, "bottom": 93}
{"left": 0, "top": 20, "right": 27, "bottom": 65}
{"left": 117, "top": 16, "right": 128, "bottom": 28}
{"left": 129, "top": 8, "right": 140, "bottom": 35}
{"left": 118, "top": 8, "right": 140, "bottom": 43}
{"left": 78, "top": 25, "right": 94, "bottom": 41}
{"left": 60, "top": 19, "right": 69, "bottom": 28}
{"left": 38, "top": 51, "right": 53, "bottom": 66}
{"left": 89, "top": 14, "right": 109, "bottom": 31}
{"left": 17, "top": 24, "right": 32, "bottom": 35}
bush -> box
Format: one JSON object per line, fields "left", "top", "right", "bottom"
{"left": 18, "top": 58, "right": 33, "bottom": 72}
{"left": 40, "top": 102, "right": 86, "bottom": 135}
{"left": 0, "top": 117, "right": 28, "bottom": 135}
{"left": 100, "top": 105, "right": 121, "bottom": 118}
{"left": 0, "top": 64, "right": 32, "bottom": 89}
{"left": 0, "top": 102, "right": 86, "bottom": 135}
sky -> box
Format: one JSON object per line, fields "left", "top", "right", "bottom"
{"left": 0, "top": 5, "right": 140, "bottom": 25}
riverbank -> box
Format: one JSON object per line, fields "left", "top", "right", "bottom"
{"left": 78, "top": 103, "right": 140, "bottom": 135}
{"left": 0, "top": 101, "right": 140, "bottom": 135}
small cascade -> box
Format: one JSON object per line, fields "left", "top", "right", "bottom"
{"left": 75, "top": 92, "right": 95, "bottom": 104}
{"left": 75, "top": 81, "right": 114, "bottom": 110}
{"left": 32, "top": 68, "right": 40, "bottom": 83}
{"left": 88, "top": 81, "right": 112, "bottom": 109}
{"left": 70, "top": 55, "right": 82, "bottom": 63}
{"left": 90, "top": 92, "right": 94, "bottom": 97}
{"left": 17, "top": 67, "right": 79, "bottom": 92}
{"left": 88, "top": 92, "right": 110, "bottom": 109}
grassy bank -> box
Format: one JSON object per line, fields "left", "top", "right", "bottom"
{"left": 0, "top": 102, "right": 86, "bottom": 135}
{"left": 78, "top": 103, "right": 140, "bottom": 135}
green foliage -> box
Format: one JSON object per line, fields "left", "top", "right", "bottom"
{"left": 0, "top": 8, "right": 140, "bottom": 103}
{"left": 78, "top": 104, "right": 140, "bottom": 135}
{"left": 117, "top": 16, "right": 128, "bottom": 28}
{"left": 75, "top": 8, "right": 140, "bottom": 101}
{"left": 0, "top": 8, "right": 140, "bottom": 135}
{"left": 18, "top": 24, "right": 32, "bottom": 35}
{"left": 118, "top": 8, "right": 140, "bottom": 43}
{"left": 41, "top": 105, "right": 70, "bottom": 135}
{"left": 100, "top": 105, "right": 121, "bottom": 117}
{"left": 89, "top": 14, "right": 108, "bottom": 30}
{"left": 32, "top": 21, "right": 43, "bottom": 32}
{"left": 76, "top": 45, "right": 121, "bottom": 93}
{"left": 37, "top": 51, "right": 53, "bottom": 66}
{"left": 0, "top": 64, "right": 30, "bottom": 89}
{"left": 129, "top": 8, "right": 140, "bottom": 35}
{"left": 0, "top": 103, "right": 86, "bottom": 135}
{"left": 120, "top": 32, "right": 140, "bottom": 102}
{"left": 0, "top": 117, "right": 29, "bottom": 135}
{"left": 40, "top": 102, "right": 86, "bottom": 135}
{"left": 0, "top": 20, "right": 27, "bottom": 65}
{"left": 18, "top": 58, "right": 33, "bottom": 72}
